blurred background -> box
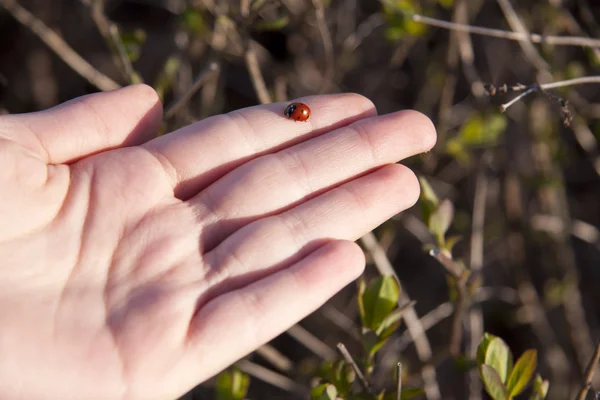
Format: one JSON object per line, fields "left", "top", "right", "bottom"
{"left": 1, "top": 0, "right": 600, "bottom": 399}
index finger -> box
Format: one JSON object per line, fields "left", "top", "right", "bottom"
{"left": 142, "top": 94, "right": 376, "bottom": 200}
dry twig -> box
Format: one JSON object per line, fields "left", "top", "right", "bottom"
{"left": 312, "top": 0, "right": 334, "bottom": 93}
{"left": 80, "top": 0, "right": 136, "bottom": 82}
{"left": 336, "top": 343, "right": 373, "bottom": 394}
{"left": 496, "top": 0, "right": 551, "bottom": 75}
{"left": 401, "top": 11, "right": 600, "bottom": 49}
{"left": 429, "top": 249, "right": 467, "bottom": 357}
{"left": 236, "top": 359, "right": 308, "bottom": 397}
{"left": 244, "top": 43, "right": 272, "bottom": 105}
{"left": 164, "top": 62, "right": 220, "bottom": 120}
{"left": 485, "top": 77, "right": 600, "bottom": 126}
{"left": 255, "top": 344, "right": 294, "bottom": 373}
{"left": 575, "top": 340, "right": 600, "bottom": 400}
{"left": 240, "top": 0, "right": 272, "bottom": 105}
{"left": 467, "top": 161, "right": 488, "bottom": 400}
{"left": 286, "top": 324, "right": 337, "bottom": 361}
{"left": 396, "top": 363, "right": 403, "bottom": 400}
{"left": 0, "top": 0, "right": 120, "bottom": 91}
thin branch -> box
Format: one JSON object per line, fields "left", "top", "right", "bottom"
{"left": 467, "top": 160, "right": 488, "bottom": 400}
{"left": 486, "top": 76, "right": 600, "bottom": 125}
{"left": 429, "top": 249, "right": 468, "bottom": 357}
{"left": 396, "top": 363, "right": 403, "bottom": 400}
{"left": 391, "top": 287, "right": 519, "bottom": 355}
{"left": 342, "top": 12, "right": 385, "bottom": 53}
{"left": 239, "top": 0, "right": 272, "bottom": 104}
{"left": 399, "top": 11, "right": 600, "bottom": 49}
{"left": 319, "top": 305, "right": 361, "bottom": 341}
{"left": 107, "top": 25, "right": 136, "bottom": 79}
{"left": 498, "top": 87, "right": 537, "bottom": 112}
{"left": 240, "top": 0, "right": 251, "bottom": 17}
{"left": 287, "top": 324, "right": 337, "bottom": 361}
{"left": 496, "top": 0, "right": 550, "bottom": 74}
{"left": 164, "top": 61, "right": 220, "bottom": 119}
{"left": 81, "top": 0, "right": 136, "bottom": 82}
{"left": 575, "top": 340, "right": 600, "bottom": 400}
{"left": 244, "top": 42, "right": 272, "bottom": 105}
{"left": 312, "top": 0, "right": 334, "bottom": 93}
{"left": 531, "top": 214, "right": 600, "bottom": 250}
{"left": 540, "top": 76, "right": 600, "bottom": 90}
{"left": 453, "top": 0, "right": 485, "bottom": 97}
{"left": 0, "top": 0, "right": 120, "bottom": 91}
{"left": 490, "top": 77, "right": 600, "bottom": 95}
{"left": 255, "top": 344, "right": 294, "bottom": 373}
{"left": 360, "top": 232, "right": 442, "bottom": 400}
{"left": 236, "top": 359, "right": 308, "bottom": 397}
{"left": 336, "top": 343, "right": 373, "bottom": 394}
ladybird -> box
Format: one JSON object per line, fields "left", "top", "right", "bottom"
{"left": 284, "top": 102, "right": 310, "bottom": 122}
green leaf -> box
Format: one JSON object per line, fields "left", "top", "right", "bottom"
{"left": 531, "top": 373, "right": 549, "bottom": 399}
{"left": 477, "top": 333, "right": 513, "bottom": 383}
{"left": 484, "top": 336, "right": 514, "bottom": 383}
{"left": 368, "top": 320, "right": 401, "bottom": 359}
{"left": 444, "top": 235, "right": 462, "bottom": 253}
{"left": 153, "top": 56, "right": 181, "bottom": 100}
{"left": 458, "top": 113, "right": 507, "bottom": 146}
{"left": 130, "top": 72, "right": 143, "bottom": 85}
{"left": 418, "top": 176, "right": 439, "bottom": 226}
{"left": 445, "top": 138, "right": 470, "bottom": 164}
{"left": 448, "top": 113, "right": 507, "bottom": 164}
{"left": 181, "top": 8, "right": 207, "bottom": 34}
{"left": 400, "top": 387, "right": 426, "bottom": 399}
{"left": 311, "top": 383, "right": 338, "bottom": 400}
{"left": 215, "top": 368, "right": 250, "bottom": 400}
{"left": 120, "top": 29, "right": 147, "bottom": 62}
{"left": 357, "top": 278, "right": 367, "bottom": 327}
{"left": 375, "top": 302, "right": 410, "bottom": 336}
{"left": 382, "top": 0, "right": 427, "bottom": 40}
{"left": 254, "top": 16, "right": 290, "bottom": 31}
{"left": 506, "top": 349, "right": 537, "bottom": 397}
{"left": 359, "top": 276, "right": 400, "bottom": 332}
{"left": 428, "top": 199, "right": 454, "bottom": 243}
{"left": 251, "top": 0, "right": 268, "bottom": 11}
{"left": 459, "top": 115, "right": 485, "bottom": 145}
{"left": 477, "top": 333, "right": 495, "bottom": 365}
{"left": 438, "top": 0, "right": 454, "bottom": 8}
{"left": 455, "top": 355, "right": 479, "bottom": 372}
{"left": 479, "top": 364, "right": 509, "bottom": 400}
{"left": 328, "top": 360, "right": 354, "bottom": 397}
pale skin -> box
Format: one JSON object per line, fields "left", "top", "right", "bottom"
{"left": 0, "top": 84, "right": 436, "bottom": 400}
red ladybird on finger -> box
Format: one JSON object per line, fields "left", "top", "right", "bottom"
{"left": 284, "top": 102, "right": 310, "bottom": 122}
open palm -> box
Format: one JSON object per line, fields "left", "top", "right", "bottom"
{"left": 0, "top": 85, "right": 435, "bottom": 400}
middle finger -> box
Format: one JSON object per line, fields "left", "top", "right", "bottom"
{"left": 191, "top": 109, "right": 436, "bottom": 251}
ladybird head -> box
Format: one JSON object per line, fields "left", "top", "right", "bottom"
{"left": 284, "top": 103, "right": 297, "bottom": 118}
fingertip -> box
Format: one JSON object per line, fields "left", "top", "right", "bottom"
{"left": 125, "top": 83, "right": 163, "bottom": 113}
{"left": 374, "top": 163, "right": 421, "bottom": 210}
{"left": 118, "top": 84, "right": 164, "bottom": 145}
{"left": 339, "top": 92, "right": 378, "bottom": 118}
{"left": 399, "top": 110, "right": 437, "bottom": 152}
{"left": 333, "top": 240, "right": 367, "bottom": 280}
{"left": 293, "top": 240, "right": 366, "bottom": 289}
{"left": 400, "top": 165, "right": 421, "bottom": 208}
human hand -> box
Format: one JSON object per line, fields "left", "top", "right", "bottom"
{"left": 0, "top": 85, "right": 435, "bottom": 400}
